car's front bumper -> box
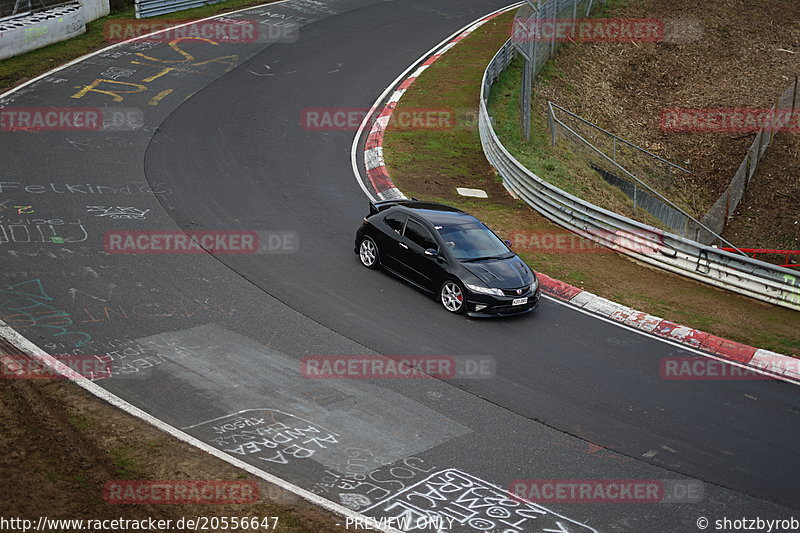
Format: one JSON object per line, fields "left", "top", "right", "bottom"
{"left": 464, "top": 289, "right": 541, "bottom": 317}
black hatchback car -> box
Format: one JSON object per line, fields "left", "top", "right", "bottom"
{"left": 354, "top": 200, "right": 540, "bottom": 316}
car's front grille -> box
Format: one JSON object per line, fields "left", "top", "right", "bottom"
{"left": 501, "top": 287, "right": 528, "bottom": 297}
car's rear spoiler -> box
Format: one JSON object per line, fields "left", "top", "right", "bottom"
{"left": 368, "top": 198, "right": 418, "bottom": 215}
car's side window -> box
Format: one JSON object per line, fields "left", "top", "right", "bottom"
{"left": 384, "top": 213, "right": 406, "bottom": 235}
{"left": 404, "top": 219, "right": 438, "bottom": 251}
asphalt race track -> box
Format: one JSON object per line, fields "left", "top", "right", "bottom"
{"left": 1, "top": 0, "right": 798, "bottom": 531}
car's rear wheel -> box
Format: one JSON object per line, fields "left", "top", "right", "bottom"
{"left": 440, "top": 280, "right": 465, "bottom": 314}
{"left": 358, "top": 237, "right": 379, "bottom": 269}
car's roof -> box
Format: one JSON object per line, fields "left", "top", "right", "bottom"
{"left": 393, "top": 201, "right": 479, "bottom": 227}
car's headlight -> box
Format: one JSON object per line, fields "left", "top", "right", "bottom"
{"left": 465, "top": 283, "right": 504, "bottom": 297}
{"left": 530, "top": 278, "right": 539, "bottom": 292}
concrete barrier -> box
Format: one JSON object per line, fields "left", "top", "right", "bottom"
{"left": 0, "top": 0, "right": 108, "bottom": 62}
{"left": 81, "top": 0, "right": 109, "bottom": 22}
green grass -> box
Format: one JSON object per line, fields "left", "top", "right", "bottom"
{"left": 746, "top": 330, "right": 800, "bottom": 354}
{"left": 43, "top": 468, "right": 88, "bottom": 485}
{"left": 110, "top": 445, "right": 139, "bottom": 479}
{"left": 0, "top": 0, "right": 282, "bottom": 93}
{"left": 67, "top": 413, "right": 93, "bottom": 431}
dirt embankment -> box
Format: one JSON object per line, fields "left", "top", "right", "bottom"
{"left": 534, "top": 0, "right": 800, "bottom": 249}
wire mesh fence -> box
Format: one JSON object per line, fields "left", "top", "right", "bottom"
{"left": 511, "top": 0, "right": 602, "bottom": 140}
{"left": 698, "top": 77, "right": 800, "bottom": 243}
{"left": 546, "top": 102, "right": 739, "bottom": 245}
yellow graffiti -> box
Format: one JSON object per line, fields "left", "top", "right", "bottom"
{"left": 71, "top": 79, "right": 147, "bottom": 102}
{"left": 71, "top": 37, "right": 240, "bottom": 105}
{"left": 148, "top": 89, "right": 174, "bottom": 106}
{"left": 192, "top": 55, "right": 239, "bottom": 73}
{"left": 135, "top": 37, "right": 217, "bottom": 64}
{"left": 130, "top": 62, "right": 180, "bottom": 83}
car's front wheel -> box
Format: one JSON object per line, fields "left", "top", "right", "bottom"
{"left": 358, "top": 236, "right": 380, "bottom": 269}
{"left": 440, "top": 280, "right": 466, "bottom": 314}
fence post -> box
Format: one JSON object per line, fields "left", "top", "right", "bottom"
{"left": 521, "top": 57, "right": 533, "bottom": 142}
{"left": 792, "top": 76, "right": 799, "bottom": 124}
{"left": 531, "top": 9, "right": 538, "bottom": 77}
{"left": 572, "top": 0, "right": 578, "bottom": 38}
{"left": 768, "top": 105, "right": 777, "bottom": 146}
{"left": 550, "top": 0, "right": 558, "bottom": 59}
{"left": 724, "top": 187, "right": 730, "bottom": 224}
{"left": 11, "top": 0, "right": 30, "bottom": 16}
{"left": 748, "top": 143, "right": 757, "bottom": 182}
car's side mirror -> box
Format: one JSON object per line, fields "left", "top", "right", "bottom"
{"left": 504, "top": 239, "right": 513, "bottom": 248}
{"left": 424, "top": 248, "right": 439, "bottom": 258}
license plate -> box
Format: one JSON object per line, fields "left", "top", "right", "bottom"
{"left": 512, "top": 297, "right": 528, "bottom": 306}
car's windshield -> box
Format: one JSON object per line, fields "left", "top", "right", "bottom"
{"left": 436, "top": 222, "right": 512, "bottom": 261}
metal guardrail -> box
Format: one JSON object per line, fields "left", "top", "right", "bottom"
{"left": 135, "top": 0, "right": 221, "bottom": 19}
{"left": 479, "top": 39, "right": 800, "bottom": 311}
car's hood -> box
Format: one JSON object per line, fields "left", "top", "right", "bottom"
{"left": 460, "top": 256, "right": 534, "bottom": 289}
